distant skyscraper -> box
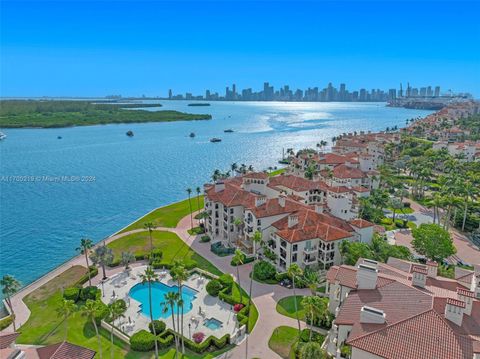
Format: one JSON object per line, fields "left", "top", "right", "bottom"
{"left": 434, "top": 86, "right": 441, "bottom": 97}
{"left": 232, "top": 84, "right": 236, "bottom": 100}
{"left": 168, "top": 89, "right": 172, "bottom": 99}
{"left": 205, "top": 90, "right": 211, "bottom": 100}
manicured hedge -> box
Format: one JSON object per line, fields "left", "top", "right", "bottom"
{"left": 149, "top": 320, "right": 166, "bottom": 335}
{"left": 151, "top": 259, "right": 197, "bottom": 270}
{"left": 94, "top": 301, "right": 109, "bottom": 325}
{"left": 0, "top": 315, "right": 13, "bottom": 331}
{"left": 63, "top": 287, "right": 80, "bottom": 302}
{"left": 75, "top": 266, "right": 98, "bottom": 286}
{"left": 200, "top": 235, "right": 211, "bottom": 243}
{"left": 211, "top": 242, "right": 235, "bottom": 257}
{"left": 218, "top": 274, "right": 234, "bottom": 289}
{"left": 79, "top": 286, "right": 101, "bottom": 301}
{"left": 236, "top": 305, "right": 251, "bottom": 327}
{"left": 130, "top": 330, "right": 156, "bottom": 351}
{"left": 164, "top": 329, "right": 230, "bottom": 353}
{"left": 206, "top": 279, "right": 223, "bottom": 297}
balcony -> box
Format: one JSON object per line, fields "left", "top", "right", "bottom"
{"left": 303, "top": 256, "right": 317, "bottom": 265}
{"left": 303, "top": 246, "right": 317, "bottom": 254}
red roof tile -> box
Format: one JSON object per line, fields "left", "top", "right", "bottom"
{"left": 37, "top": 341, "right": 96, "bottom": 359}
{"left": 0, "top": 332, "right": 19, "bottom": 349}
{"left": 349, "top": 218, "right": 374, "bottom": 228}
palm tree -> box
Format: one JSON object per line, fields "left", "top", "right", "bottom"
{"left": 170, "top": 261, "right": 189, "bottom": 355}
{"left": 390, "top": 197, "right": 403, "bottom": 222}
{"left": 80, "top": 299, "right": 103, "bottom": 359}
{"left": 303, "top": 270, "right": 319, "bottom": 296}
{"left": 56, "top": 298, "right": 76, "bottom": 340}
{"left": 162, "top": 292, "right": 180, "bottom": 358}
{"left": 90, "top": 245, "right": 114, "bottom": 280}
{"left": 144, "top": 222, "right": 155, "bottom": 254}
{"left": 301, "top": 342, "right": 325, "bottom": 359}
{"left": 461, "top": 181, "right": 478, "bottom": 231}
{"left": 301, "top": 296, "right": 319, "bottom": 341}
{"left": 186, "top": 188, "right": 194, "bottom": 230}
{"left": 212, "top": 169, "right": 221, "bottom": 182}
{"left": 287, "top": 264, "right": 303, "bottom": 335}
{"left": 120, "top": 251, "right": 135, "bottom": 271}
{"left": 195, "top": 187, "right": 202, "bottom": 214}
{"left": 139, "top": 267, "right": 159, "bottom": 359}
{"left": 0, "top": 275, "right": 21, "bottom": 330}
{"left": 231, "top": 162, "right": 238, "bottom": 176}
{"left": 233, "top": 249, "right": 244, "bottom": 304}
{"left": 233, "top": 218, "right": 243, "bottom": 245}
{"left": 107, "top": 301, "right": 125, "bottom": 359}
{"left": 76, "top": 238, "right": 94, "bottom": 286}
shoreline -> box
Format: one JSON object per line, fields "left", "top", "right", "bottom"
{"left": 1, "top": 197, "right": 190, "bottom": 312}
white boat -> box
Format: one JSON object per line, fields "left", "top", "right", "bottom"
{"left": 0, "top": 132, "right": 6, "bottom": 140}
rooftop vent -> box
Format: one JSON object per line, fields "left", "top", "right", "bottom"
{"left": 357, "top": 264, "right": 378, "bottom": 290}
{"left": 360, "top": 306, "right": 385, "bottom": 324}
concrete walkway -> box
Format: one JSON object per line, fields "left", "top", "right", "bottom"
{"left": 7, "top": 212, "right": 311, "bottom": 359}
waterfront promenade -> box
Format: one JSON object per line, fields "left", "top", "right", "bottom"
{"left": 7, "top": 210, "right": 311, "bottom": 359}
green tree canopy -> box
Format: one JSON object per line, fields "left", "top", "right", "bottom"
{"left": 412, "top": 223, "right": 456, "bottom": 262}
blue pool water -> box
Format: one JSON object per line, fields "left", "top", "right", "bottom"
{"left": 204, "top": 318, "right": 223, "bottom": 330}
{"left": 0, "top": 101, "right": 433, "bottom": 299}
{"left": 129, "top": 281, "right": 198, "bottom": 319}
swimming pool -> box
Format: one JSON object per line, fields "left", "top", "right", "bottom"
{"left": 129, "top": 282, "right": 198, "bottom": 319}
{"left": 204, "top": 318, "right": 223, "bottom": 330}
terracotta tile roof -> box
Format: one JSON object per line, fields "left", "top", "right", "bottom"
{"left": 247, "top": 197, "right": 307, "bottom": 218}
{"left": 243, "top": 172, "right": 268, "bottom": 179}
{"left": 271, "top": 209, "right": 354, "bottom": 243}
{"left": 412, "top": 266, "right": 428, "bottom": 275}
{"left": 0, "top": 332, "right": 19, "bottom": 349}
{"left": 351, "top": 186, "right": 370, "bottom": 193}
{"left": 269, "top": 174, "right": 328, "bottom": 192}
{"left": 327, "top": 186, "right": 350, "bottom": 193}
{"left": 347, "top": 310, "right": 476, "bottom": 359}
{"left": 37, "top": 341, "right": 96, "bottom": 359}
{"left": 348, "top": 218, "right": 374, "bottom": 228}
{"left": 332, "top": 164, "right": 366, "bottom": 179}
{"left": 205, "top": 181, "right": 256, "bottom": 208}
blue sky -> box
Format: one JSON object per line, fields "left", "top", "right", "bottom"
{"left": 1, "top": 0, "right": 479, "bottom": 97}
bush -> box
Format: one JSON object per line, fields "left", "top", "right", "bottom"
{"left": 253, "top": 260, "right": 277, "bottom": 281}
{"left": 188, "top": 226, "right": 205, "bottom": 235}
{"left": 150, "top": 249, "right": 163, "bottom": 260}
{"left": 234, "top": 303, "right": 244, "bottom": 312}
{"left": 152, "top": 259, "right": 197, "bottom": 270}
{"left": 0, "top": 315, "right": 13, "bottom": 331}
{"left": 165, "top": 329, "right": 230, "bottom": 353}
{"left": 130, "top": 330, "right": 155, "bottom": 351}
{"left": 94, "top": 301, "right": 109, "bottom": 325}
{"left": 192, "top": 332, "right": 205, "bottom": 343}
{"left": 75, "top": 266, "right": 98, "bottom": 286}
{"left": 113, "top": 299, "right": 127, "bottom": 313}
{"left": 230, "top": 254, "right": 255, "bottom": 266}
{"left": 211, "top": 242, "right": 235, "bottom": 257}
{"left": 218, "top": 274, "right": 234, "bottom": 289}
{"left": 275, "top": 272, "right": 289, "bottom": 282}
{"left": 300, "top": 328, "right": 325, "bottom": 343}
{"left": 79, "top": 286, "right": 101, "bottom": 301}
{"left": 63, "top": 287, "right": 80, "bottom": 302}
{"left": 206, "top": 280, "right": 223, "bottom": 297}
{"left": 148, "top": 320, "right": 166, "bottom": 334}
{"left": 200, "top": 235, "right": 211, "bottom": 243}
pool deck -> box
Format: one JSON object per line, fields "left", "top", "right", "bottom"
{"left": 7, "top": 211, "right": 311, "bottom": 359}
{"left": 101, "top": 265, "right": 239, "bottom": 339}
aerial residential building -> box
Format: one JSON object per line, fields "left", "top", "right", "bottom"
{"left": 325, "top": 258, "right": 480, "bottom": 359}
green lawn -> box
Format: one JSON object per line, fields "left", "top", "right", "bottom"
{"left": 119, "top": 197, "right": 204, "bottom": 233}
{"left": 387, "top": 206, "right": 414, "bottom": 214}
{"left": 107, "top": 231, "right": 222, "bottom": 276}
{"left": 269, "top": 168, "right": 286, "bottom": 177}
{"left": 17, "top": 266, "right": 133, "bottom": 358}
{"left": 268, "top": 326, "right": 299, "bottom": 359}
{"left": 16, "top": 265, "right": 236, "bottom": 359}
{"left": 276, "top": 296, "right": 306, "bottom": 321}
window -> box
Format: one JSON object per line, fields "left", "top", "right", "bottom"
{"left": 257, "top": 219, "right": 261, "bottom": 226}
{"left": 230, "top": 208, "right": 234, "bottom": 214}
{"left": 293, "top": 244, "right": 298, "bottom": 252}
{"left": 292, "top": 253, "right": 297, "bottom": 262}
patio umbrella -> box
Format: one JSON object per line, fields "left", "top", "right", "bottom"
{"left": 112, "top": 290, "right": 116, "bottom": 297}
{"left": 198, "top": 306, "right": 202, "bottom": 315}
{"left": 128, "top": 316, "right": 131, "bottom": 324}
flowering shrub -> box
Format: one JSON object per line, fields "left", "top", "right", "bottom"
{"left": 234, "top": 303, "right": 244, "bottom": 312}
{"left": 192, "top": 332, "right": 205, "bottom": 343}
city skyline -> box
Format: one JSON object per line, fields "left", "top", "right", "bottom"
{"left": 1, "top": 1, "right": 479, "bottom": 97}
{"left": 165, "top": 81, "right": 455, "bottom": 102}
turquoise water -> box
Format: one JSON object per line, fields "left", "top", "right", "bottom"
{"left": 204, "top": 317, "right": 223, "bottom": 330}
{"left": 129, "top": 281, "right": 198, "bottom": 319}
{"left": 0, "top": 101, "right": 432, "bottom": 293}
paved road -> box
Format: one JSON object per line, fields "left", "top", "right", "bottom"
{"left": 7, "top": 212, "right": 311, "bottom": 359}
